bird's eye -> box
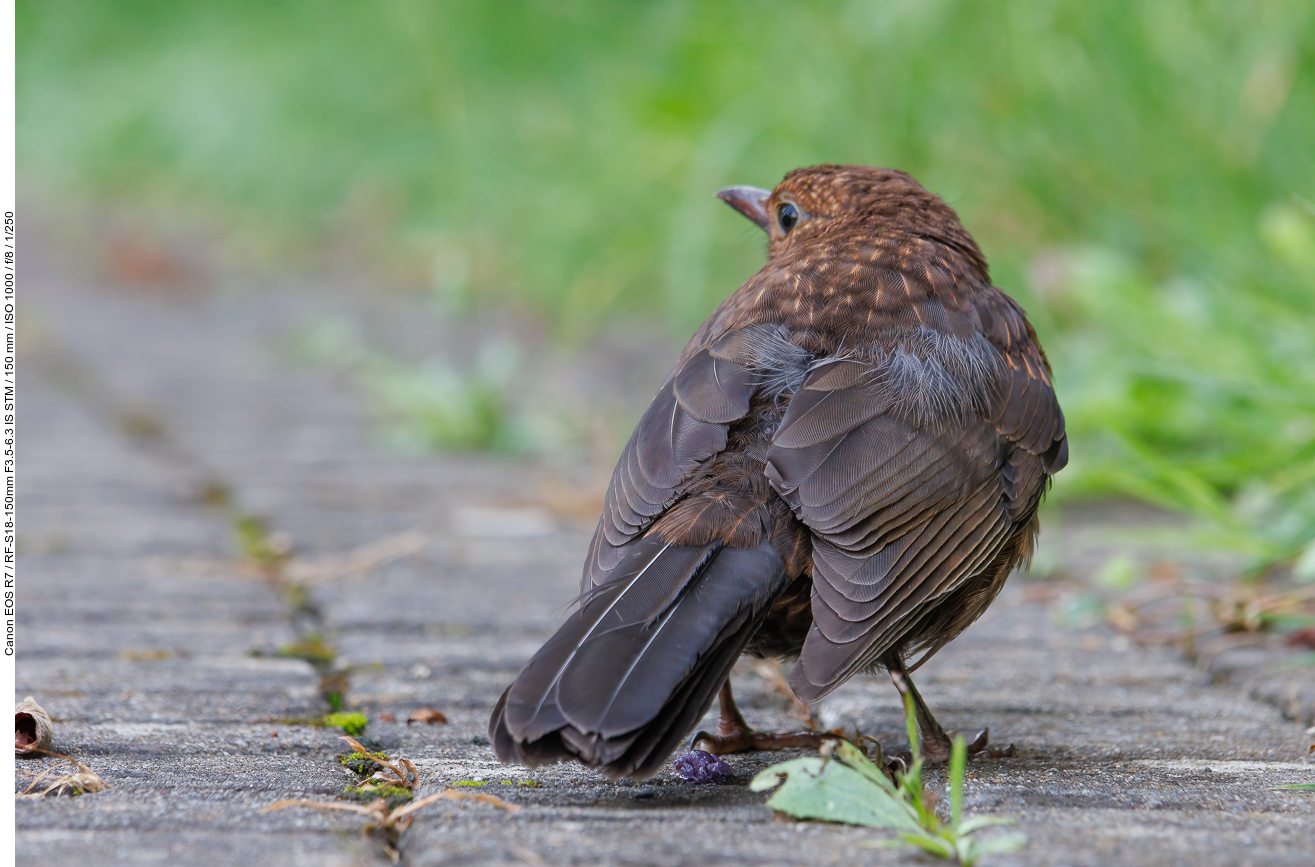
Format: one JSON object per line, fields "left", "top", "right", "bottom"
{"left": 776, "top": 202, "right": 799, "bottom": 234}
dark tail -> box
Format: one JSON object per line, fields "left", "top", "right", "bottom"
{"left": 489, "top": 535, "right": 787, "bottom": 779}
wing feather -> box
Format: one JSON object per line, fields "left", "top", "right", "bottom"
{"left": 585, "top": 340, "right": 762, "bottom": 590}
{"left": 768, "top": 289, "right": 1066, "bottom": 702}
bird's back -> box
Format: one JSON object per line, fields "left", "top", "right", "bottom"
{"left": 490, "top": 164, "right": 1066, "bottom": 777}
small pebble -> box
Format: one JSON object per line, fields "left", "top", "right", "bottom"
{"left": 671, "top": 749, "right": 734, "bottom": 784}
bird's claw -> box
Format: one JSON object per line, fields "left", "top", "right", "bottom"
{"left": 884, "top": 726, "right": 1012, "bottom": 769}
{"left": 962, "top": 727, "right": 991, "bottom": 754}
{"left": 955, "top": 728, "right": 1016, "bottom": 759}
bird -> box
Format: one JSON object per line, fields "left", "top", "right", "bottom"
{"left": 489, "top": 164, "right": 1067, "bottom": 780}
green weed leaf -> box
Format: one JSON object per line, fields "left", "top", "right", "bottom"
{"left": 970, "top": 832, "right": 1029, "bottom": 856}
{"left": 750, "top": 757, "right": 920, "bottom": 830}
{"left": 755, "top": 698, "right": 1026, "bottom": 862}
{"left": 901, "top": 831, "right": 955, "bottom": 858}
{"left": 957, "top": 815, "right": 1019, "bottom": 834}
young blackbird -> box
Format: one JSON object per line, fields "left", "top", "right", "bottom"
{"left": 490, "top": 164, "right": 1067, "bottom": 779}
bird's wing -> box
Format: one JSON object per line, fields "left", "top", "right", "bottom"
{"left": 582, "top": 324, "right": 808, "bottom": 591}
{"left": 767, "top": 292, "right": 1066, "bottom": 702}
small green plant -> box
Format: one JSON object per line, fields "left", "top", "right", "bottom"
{"left": 751, "top": 698, "right": 1025, "bottom": 865}
{"left": 266, "top": 736, "right": 517, "bottom": 860}
{"left": 321, "top": 712, "right": 369, "bottom": 737}
{"left": 293, "top": 317, "right": 523, "bottom": 454}
{"left": 232, "top": 513, "right": 292, "bottom": 574}
{"left": 1274, "top": 783, "right": 1315, "bottom": 791}
{"left": 340, "top": 750, "right": 387, "bottom": 777}
{"left": 360, "top": 357, "right": 510, "bottom": 452}
{"left": 343, "top": 783, "right": 413, "bottom": 811}
{"left": 276, "top": 635, "right": 337, "bottom": 667}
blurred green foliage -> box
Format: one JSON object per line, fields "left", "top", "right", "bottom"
{"left": 293, "top": 315, "right": 521, "bottom": 452}
{"left": 17, "top": 0, "right": 1315, "bottom": 570}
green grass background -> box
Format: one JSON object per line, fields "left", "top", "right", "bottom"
{"left": 18, "top": 0, "right": 1315, "bottom": 570}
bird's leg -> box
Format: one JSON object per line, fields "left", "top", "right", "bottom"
{"left": 691, "top": 678, "right": 840, "bottom": 755}
{"left": 884, "top": 653, "right": 1007, "bottom": 764}
{"left": 754, "top": 659, "right": 816, "bottom": 725}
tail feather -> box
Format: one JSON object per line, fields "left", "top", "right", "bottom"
{"left": 604, "top": 600, "right": 762, "bottom": 778}
{"left": 490, "top": 535, "right": 787, "bottom": 779}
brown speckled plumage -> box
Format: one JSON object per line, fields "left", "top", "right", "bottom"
{"left": 490, "top": 165, "right": 1067, "bottom": 778}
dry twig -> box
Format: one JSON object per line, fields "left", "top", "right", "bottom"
{"left": 283, "top": 531, "right": 425, "bottom": 586}
{"left": 16, "top": 751, "right": 107, "bottom": 799}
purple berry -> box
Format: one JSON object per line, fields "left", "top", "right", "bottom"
{"left": 671, "top": 749, "right": 734, "bottom": 784}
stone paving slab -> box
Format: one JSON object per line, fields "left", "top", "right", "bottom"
{"left": 15, "top": 241, "right": 1315, "bottom": 865}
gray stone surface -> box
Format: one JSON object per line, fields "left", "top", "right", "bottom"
{"left": 16, "top": 238, "right": 1315, "bottom": 865}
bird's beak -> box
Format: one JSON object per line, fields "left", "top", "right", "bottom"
{"left": 716, "top": 185, "right": 772, "bottom": 233}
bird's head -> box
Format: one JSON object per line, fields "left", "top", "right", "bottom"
{"left": 717, "top": 164, "right": 988, "bottom": 277}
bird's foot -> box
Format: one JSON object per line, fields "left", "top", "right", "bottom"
{"left": 691, "top": 724, "right": 843, "bottom": 755}
{"left": 925, "top": 726, "right": 992, "bottom": 762}
{"left": 692, "top": 678, "right": 844, "bottom": 755}
{"left": 884, "top": 727, "right": 1013, "bottom": 772}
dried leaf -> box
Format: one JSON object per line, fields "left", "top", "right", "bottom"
{"left": 407, "top": 708, "right": 448, "bottom": 725}
{"left": 16, "top": 696, "right": 54, "bottom": 755}
{"left": 1286, "top": 627, "right": 1315, "bottom": 650}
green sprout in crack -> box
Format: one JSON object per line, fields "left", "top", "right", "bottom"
{"left": 751, "top": 697, "right": 1026, "bottom": 865}
{"left": 340, "top": 751, "right": 388, "bottom": 777}
{"left": 276, "top": 635, "right": 337, "bottom": 667}
{"left": 232, "top": 513, "right": 292, "bottom": 574}
{"left": 321, "top": 712, "right": 369, "bottom": 737}
{"left": 282, "top": 584, "right": 315, "bottom": 615}
{"left": 266, "top": 736, "right": 518, "bottom": 861}
{"left": 343, "top": 783, "right": 413, "bottom": 811}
